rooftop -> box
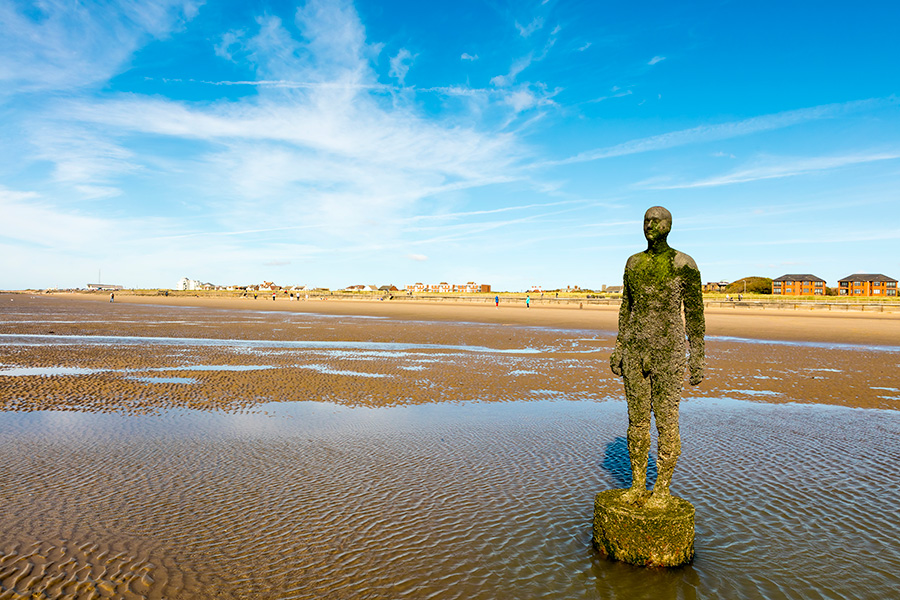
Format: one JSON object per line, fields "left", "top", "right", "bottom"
{"left": 772, "top": 274, "right": 826, "bottom": 283}
{"left": 837, "top": 273, "right": 897, "bottom": 283}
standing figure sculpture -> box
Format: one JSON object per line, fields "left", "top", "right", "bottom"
{"left": 610, "top": 206, "right": 705, "bottom": 509}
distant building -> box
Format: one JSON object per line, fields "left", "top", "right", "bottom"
{"left": 703, "top": 281, "right": 729, "bottom": 293}
{"left": 87, "top": 283, "right": 123, "bottom": 291}
{"left": 343, "top": 284, "right": 377, "bottom": 292}
{"left": 837, "top": 274, "right": 897, "bottom": 297}
{"left": 178, "top": 277, "right": 201, "bottom": 291}
{"left": 405, "top": 281, "right": 490, "bottom": 293}
{"left": 772, "top": 274, "right": 826, "bottom": 296}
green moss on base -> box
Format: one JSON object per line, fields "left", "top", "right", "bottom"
{"left": 592, "top": 489, "right": 695, "bottom": 567}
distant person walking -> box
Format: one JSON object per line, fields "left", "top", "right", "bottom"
{"left": 495, "top": 295, "right": 500, "bottom": 309}
{"left": 526, "top": 295, "right": 531, "bottom": 309}
{"left": 272, "top": 293, "right": 276, "bottom": 301}
{"left": 109, "top": 292, "right": 114, "bottom": 303}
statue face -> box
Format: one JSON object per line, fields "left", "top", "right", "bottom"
{"left": 643, "top": 207, "right": 672, "bottom": 243}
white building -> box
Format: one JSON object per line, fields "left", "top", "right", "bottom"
{"left": 178, "top": 277, "right": 202, "bottom": 291}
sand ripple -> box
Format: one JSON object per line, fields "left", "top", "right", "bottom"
{"left": 1, "top": 400, "right": 898, "bottom": 599}
{"left": 2, "top": 294, "right": 899, "bottom": 598}
{"left": 0, "top": 539, "right": 153, "bottom": 599}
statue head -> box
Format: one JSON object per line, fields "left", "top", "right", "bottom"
{"left": 643, "top": 206, "right": 672, "bottom": 244}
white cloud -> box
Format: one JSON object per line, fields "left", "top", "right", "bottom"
{"left": 515, "top": 17, "right": 544, "bottom": 38}
{"left": 0, "top": 0, "right": 198, "bottom": 95}
{"left": 31, "top": 0, "right": 529, "bottom": 245}
{"left": 645, "top": 152, "right": 900, "bottom": 189}
{"left": 588, "top": 89, "right": 632, "bottom": 103}
{"left": 389, "top": 48, "right": 415, "bottom": 84}
{"left": 578, "top": 42, "right": 592, "bottom": 52}
{"left": 648, "top": 55, "right": 666, "bottom": 65}
{"left": 461, "top": 52, "right": 479, "bottom": 61}
{"left": 0, "top": 187, "right": 142, "bottom": 248}
{"left": 507, "top": 89, "right": 538, "bottom": 112}
{"left": 215, "top": 30, "right": 244, "bottom": 61}
{"left": 29, "top": 124, "right": 138, "bottom": 197}
{"left": 490, "top": 54, "right": 533, "bottom": 87}
{"left": 407, "top": 253, "right": 428, "bottom": 261}
{"left": 542, "top": 99, "right": 886, "bottom": 167}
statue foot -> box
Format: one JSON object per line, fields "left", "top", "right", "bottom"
{"left": 620, "top": 486, "right": 648, "bottom": 505}
{"left": 644, "top": 488, "right": 673, "bottom": 509}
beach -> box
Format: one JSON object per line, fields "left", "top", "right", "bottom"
{"left": 2, "top": 292, "right": 899, "bottom": 412}
{"left": 1, "top": 292, "right": 898, "bottom": 599}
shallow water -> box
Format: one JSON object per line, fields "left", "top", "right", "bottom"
{"left": 0, "top": 333, "right": 542, "bottom": 354}
{"left": 1, "top": 295, "right": 899, "bottom": 597}
{"left": 1, "top": 399, "right": 897, "bottom": 599}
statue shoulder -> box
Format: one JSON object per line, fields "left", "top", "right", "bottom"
{"left": 624, "top": 252, "right": 645, "bottom": 270}
{"left": 673, "top": 251, "right": 698, "bottom": 271}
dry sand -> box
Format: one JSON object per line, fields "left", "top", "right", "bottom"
{"left": 52, "top": 291, "right": 900, "bottom": 345}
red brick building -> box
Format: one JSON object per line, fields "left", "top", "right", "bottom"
{"left": 772, "top": 274, "right": 826, "bottom": 296}
{"left": 837, "top": 274, "right": 897, "bottom": 297}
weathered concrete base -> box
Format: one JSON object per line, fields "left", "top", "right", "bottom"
{"left": 592, "top": 489, "right": 695, "bottom": 567}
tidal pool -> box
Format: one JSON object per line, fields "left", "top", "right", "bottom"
{"left": 1, "top": 398, "right": 897, "bottom": 599}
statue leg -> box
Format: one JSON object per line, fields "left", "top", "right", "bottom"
{"left": 621, "top": 360, "right": 651, "bottom": 504}
{"left": 646, "top": 367, "right": 683, "bottom": 508}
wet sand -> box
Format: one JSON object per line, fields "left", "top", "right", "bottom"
{"left": 1, "top": 293, "right": 899, "bottom": 599}
{"left": 1, "top": 292, "right": 898, "bottom": 412}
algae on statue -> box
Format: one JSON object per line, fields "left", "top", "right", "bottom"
{"left": 594, "top": 206, "right": 704, "bottom": 567}
{"left": 609, "top": 205, "right": 705, "bottom": 508}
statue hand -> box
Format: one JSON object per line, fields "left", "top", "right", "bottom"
{"left": 689, "top": 366, "right": 703, "bottom": 386}
{"left": 610, "top": 348, "right": 623, "bottom": 377}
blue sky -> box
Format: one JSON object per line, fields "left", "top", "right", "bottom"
{"left": 2, "top": 0, "right": 899, "bottom": 291}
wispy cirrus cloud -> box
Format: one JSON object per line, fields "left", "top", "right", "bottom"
{"left": 0, "top": 0, "right": 199, "bottom": 95}
{"left": 389, "top": 48, "right": 416, "bottom": 84}
{"left": 28, "top": 124, "right": 139, "bottom": 199}
{"left": 515, "top": 17, "right": 544, "bottom": 38}
{"left": 540, "top": 99, "right": 888, "bottom": 167}
{"left": 490, "top": 54, "right": 533, "bottom": 87}
{"left": 34, "top": 0, "right": 531, "bottom": 243}
{"left": 643, "top": 152, "right": 900, "bottom": 189}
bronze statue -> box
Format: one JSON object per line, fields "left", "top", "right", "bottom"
{"left": 610, "top": 206, "right": 705, "bottom": 508}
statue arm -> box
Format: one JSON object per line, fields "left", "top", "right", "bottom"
{"left": 681, "top": 261, "right": 705, "bottom": 385}
{"left": 610, "top": 268, "right": 630, "bottom": 377}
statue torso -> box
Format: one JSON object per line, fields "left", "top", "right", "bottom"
{"left": 621, "top": 248, "right": 697, "bottom": 355}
